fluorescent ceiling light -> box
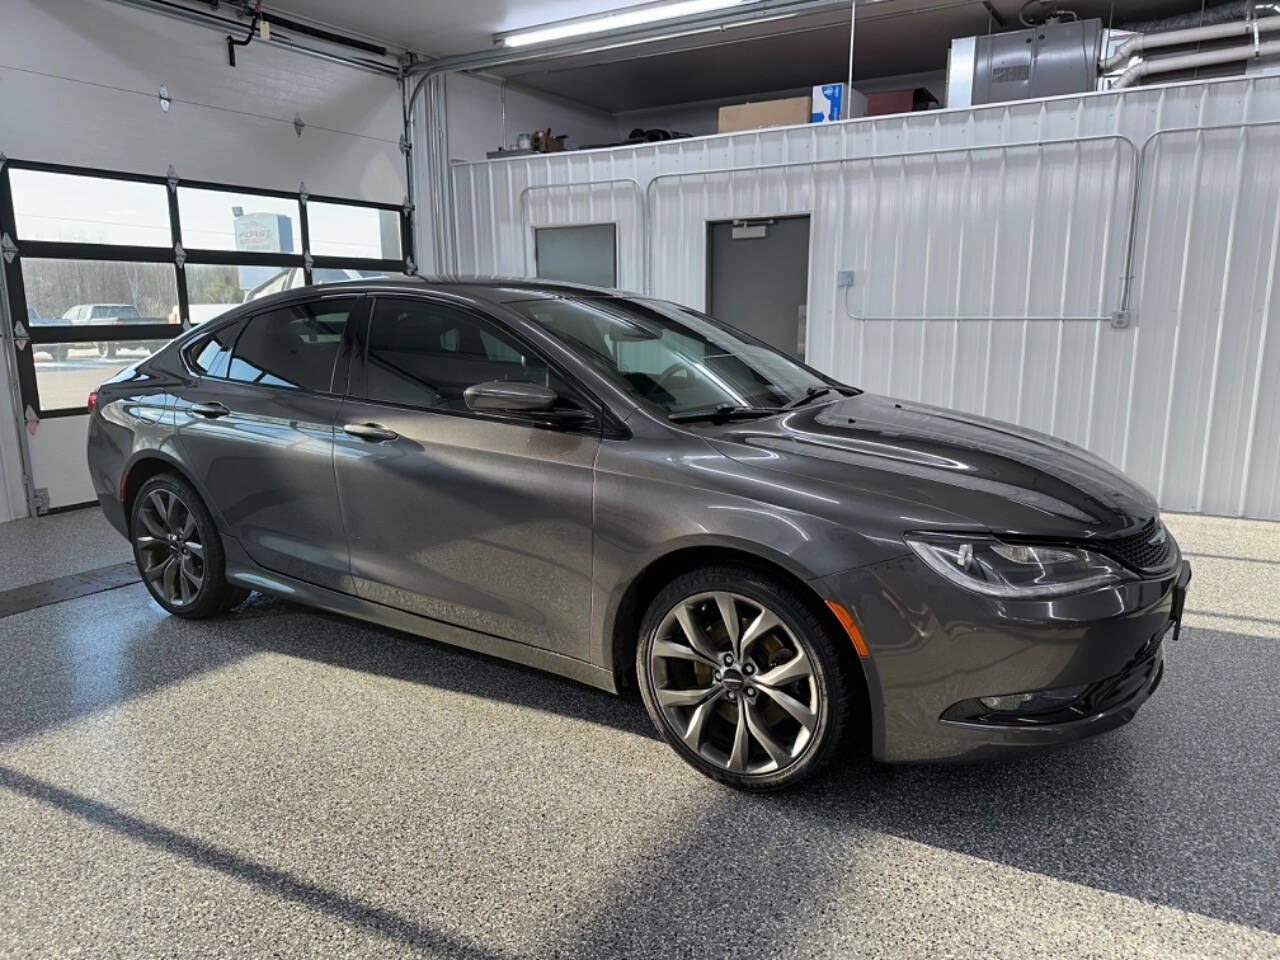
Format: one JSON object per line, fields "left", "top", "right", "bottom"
{"left": 496, "top": 0, "right": 749, "bottom": 48}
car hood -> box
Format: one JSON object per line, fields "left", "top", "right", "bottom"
{"left": 708, "top": 393, "right": 1159, "bottom": 540}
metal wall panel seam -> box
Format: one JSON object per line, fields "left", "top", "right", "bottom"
{"left": 1194, "top": 131, "right": 1250, "bottom": 511}
{"left": 486, "top": 170, "right": 499, "bottom": 278}
{"left": 1237, "top": 175, "right": 1280, "bottom": 515}
{"left": 916, "top": 153, "right": 941, "bottom": 398}
{"left": 1084, "top": 142, "right": 1126, "bottom": 450}
{"left": 1050, "top": 141, "right": 1084, "bottom": 438}
{"left": 947, "top": 149, "right": 975, "bottom": 411}
{"left": 1154, "top": 133, "right": 1206, "bottom": 505}
{"left": 1116, "top": 87, "right": 1176, "bottom": 474}
{"left": 1015, "top": 147, "right": 1046, "bottom": 427}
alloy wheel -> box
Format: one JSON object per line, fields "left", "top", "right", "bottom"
{"left": 134, "top": 489, "right": 205, "bottom": 607}
{"left": 648, "top": 591, "right": 821, "bottom": 776}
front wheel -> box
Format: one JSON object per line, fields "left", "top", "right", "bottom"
{"left": 97, "top": 342, "right": 117, "bottom": 358}
{"left": 637, "top": 565, "right": 859, "bottom": 792}
{"left": 130, "top": 473, "right": 248, "bottom": 618}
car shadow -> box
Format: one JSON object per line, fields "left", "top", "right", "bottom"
{"left": 227, "top": 592, "right": 658, "bottom": 741}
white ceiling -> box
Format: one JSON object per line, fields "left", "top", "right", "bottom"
{"left": 271, "top": 0, "right": 669, "bottom": 58}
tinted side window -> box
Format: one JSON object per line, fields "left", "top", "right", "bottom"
{"left": 227, "top": 299, "right": 355, "bottom": 392}
{"left": 363, "top": 299, "right": 550, "bottom": 411}
{"left": 189, "top": 321, "right": 241, "bottom": 378}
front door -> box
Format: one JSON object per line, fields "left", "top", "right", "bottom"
{"left": 707, "top": 215, "right": 811, "bottom": 359}
{"left": 332, "top": 295, "right": 599, "bottom": 660}
{"left": 174, "top": 296, "right": 362, "bottom": 593}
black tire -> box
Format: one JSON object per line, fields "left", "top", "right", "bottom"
{"left": 51, "top": 345, "right": 68, "bottom": 362}
{"left": 636, "top": 565, "right": 859, "bottom": 792}
{"left": 130, "top": 472, "right": 248, "bottom": 618}
{"left": 97, "top": 342, "right": 117, "bottom": 359}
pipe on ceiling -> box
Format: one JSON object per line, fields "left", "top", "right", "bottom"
{"left": 1102, "top": 13, "right": 1280, "bottom": 71}
{"left": 1111, "top": 35, "right": 1280, "bottom": 87}
{"left": 103, "top": 0, "right": 402, "bottom": 75}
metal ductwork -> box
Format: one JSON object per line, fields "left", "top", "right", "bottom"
{"left": 1102, "top": 13, "right": 1280, "bottom": 73}
{"left": 947, "top": 18, "right": 1105, "bottom": 107}
{"left": 1111, "top": 36, "right": 1280, "bottom": 87}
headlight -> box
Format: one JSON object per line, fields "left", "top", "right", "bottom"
{"left": 905, "top": 533, "right": 1129, "bottom": 599}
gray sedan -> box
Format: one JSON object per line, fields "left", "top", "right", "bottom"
{"left": 86, "top": 279, "right": 1191, "bottom": 790}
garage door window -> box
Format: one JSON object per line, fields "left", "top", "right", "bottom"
{"left": 2, "top": 160, "right": 413, "bottom": 420}
{"left": 177, "top": 188, "right": 302, "bottom": 253}
{"left": 308, "top": 202, "right": 402, "bottom": 260}
{"left": 228, "top": 301, "right": 355, "bottom": 393}
{"left": 9, "top": 169, "right": 170, "bottom": 246}
{"left": 20, "top": 258, "right": 182, "bottom": 411}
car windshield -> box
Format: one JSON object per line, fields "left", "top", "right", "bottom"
{"left": 510, "top": 296, "right": 839, "bottom": 418}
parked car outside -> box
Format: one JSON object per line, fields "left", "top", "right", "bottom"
{"left": 64, "top": 303, "right": 176, "bottom": 356}
{"left": 26, "top": 304, "right": 68, "bottom": 361}
{"left": 86, "top": 279, "right": 1191, "bottom": 791}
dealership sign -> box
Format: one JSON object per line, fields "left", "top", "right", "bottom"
{"left": 234, "top": 212, "right": 294, "bottom": 290}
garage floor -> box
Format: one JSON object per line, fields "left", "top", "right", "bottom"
{"left": 0, "top": 510, "right": 1277, "bottom": 959}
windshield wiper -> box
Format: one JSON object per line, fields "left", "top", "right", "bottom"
{"left": 783, "top": 386, "right": 839, "bottom": 410}
{"left": 669, "top": 403, "right": 781, "bottom": 424}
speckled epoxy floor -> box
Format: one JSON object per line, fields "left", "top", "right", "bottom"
{"left": 0, "top": 510, "right": 1277, "bottom": 959}
{"left": 0, "top": 508, "right": 131, "bottom": 592}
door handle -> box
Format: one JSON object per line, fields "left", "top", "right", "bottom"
{"left": 190, "top": 401, "right": 230, "bottom": 419}
{"left": 343, "top": 422, "right": 398, "bottom": 442}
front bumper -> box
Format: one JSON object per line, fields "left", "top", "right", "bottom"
{"left": 816, "top": 555, "right": 1191, "bottom": 763}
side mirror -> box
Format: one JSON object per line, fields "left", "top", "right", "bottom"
{"left": 463, "top": 379, "right": 558, "bottom": 413}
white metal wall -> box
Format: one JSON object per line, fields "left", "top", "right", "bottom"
{"left": 449, "top": 76, "right": 1280, "bottom": 521}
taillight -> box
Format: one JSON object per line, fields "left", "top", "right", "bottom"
{"left": 87, "top": 390, "right": 97, "bottom": 413}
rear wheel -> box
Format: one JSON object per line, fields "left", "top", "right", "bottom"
{"left": 130, "top": 473, "right": 248, "bottom": 618}
{"left": 97, "top": 342, "right": 117, "bottom": 358}
{"left": 637, "top": 565, "right": 858, "bottom": 792}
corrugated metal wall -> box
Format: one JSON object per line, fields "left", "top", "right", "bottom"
{"left": 449, "top": 76, "right": 1280, "bottom": 520}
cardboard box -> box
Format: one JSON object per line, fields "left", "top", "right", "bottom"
{"left": 866, "top": 88, "right": 939, "bottom": 116}
{"left": 718, "top": 97, "right": 810, "bottom": 133}
{"left": 810, "top": 83, "right": 868, "bottom": 122}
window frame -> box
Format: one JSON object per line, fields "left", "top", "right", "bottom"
{"left": 1, "top": 157, "right": 413, "bottom": 418}
{"left": 348, "top": 293, "right": 606, "bottom": 434}
{"left": 533, "top": 222, "right": 618, "bottom": 288}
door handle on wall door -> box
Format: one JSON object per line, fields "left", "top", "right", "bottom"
{"left": 343, "top": 422, "right": 398, "bottom": 442}
{"left": 190, "top": 402, "right": 230, "bottom": 418}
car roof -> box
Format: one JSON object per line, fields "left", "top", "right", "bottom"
{"left": 313, "top": 276, "right": 644, "bottom": 305}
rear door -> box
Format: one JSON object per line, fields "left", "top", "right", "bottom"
{"left": 174, "top": 295, "right": 364, "bottom": 593}
{"left": 332, "top": 295, "right": 600, "bottom": 659}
